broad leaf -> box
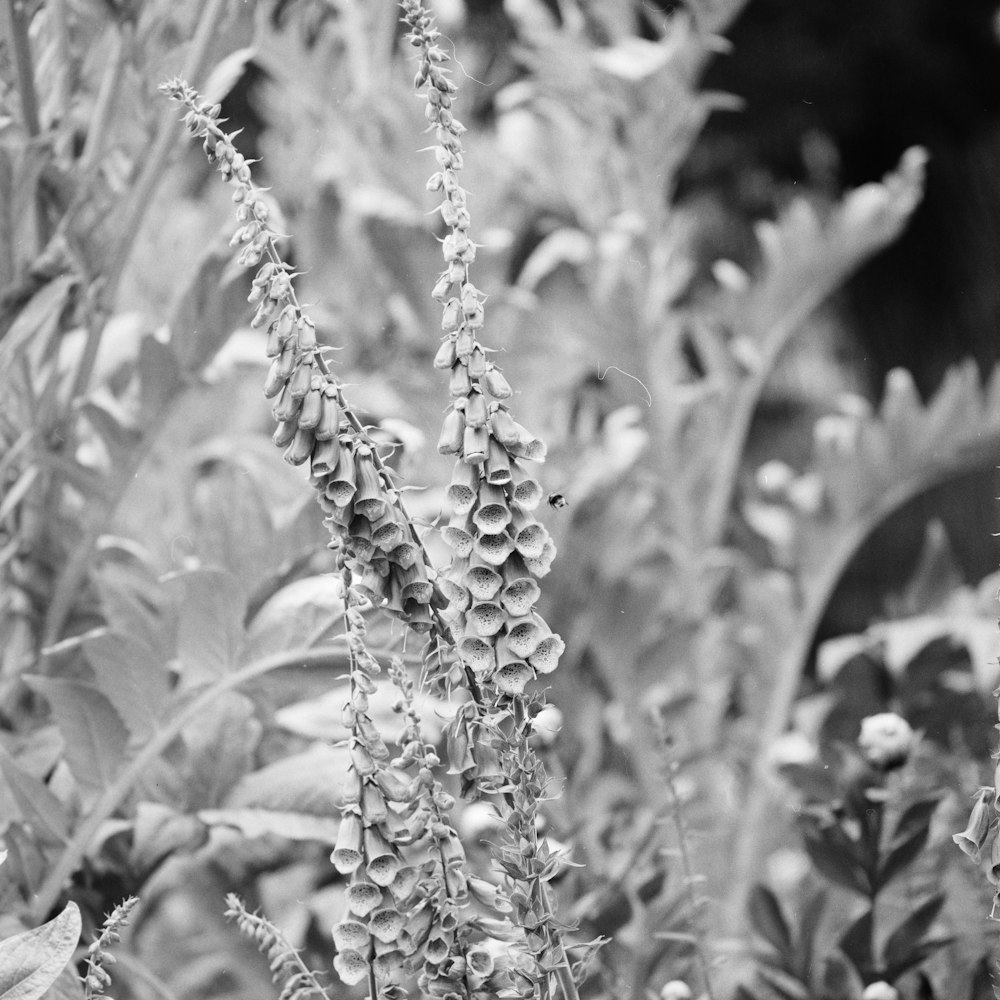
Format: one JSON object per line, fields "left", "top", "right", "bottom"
{"left": 748, "top": 884, "right": 793, "bottom": 958}
{"left": 130, "top": 802, "right": 207, "bottom": 872}
{"left": 838, "top": 907, "right": 874, "bottom": 984}
{"left": 800, "top": 822, "right": 870, "bottom": 896}
{"left": 164, "top": 568, "right": 245, "bottom": 685}
{"left": 881, "top": 894, "right": 948, "bottom": 981}
{"left": 180, "top": 692, "right": 261, "bottom": 810}
{"left": 0, "top": 749, "right": 69, "bottom": 844}
{"left": 0, "top": 901, "right": 80, "bottom": 1000}
{"left": 24, "top": 679, "right": 129, "bottom": 793}
{"left": 876, "top": 817, "right": 936, "bottom": 890}
{"left": 223, "top": 744, "right": 347, "bottom": 815}
{"left": 196, "top": 808, "right": 342, "bottom": 842}
{"left": 83, "top": 631, "right": 170, "bottom": 743}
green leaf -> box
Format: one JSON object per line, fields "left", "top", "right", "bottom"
{"left": 0, "top": 276, "right": 76, "bottom": 374}
{"left": 748, "top": 884, "right": 793, "bottom": 958}
{"left": 196, "top": 808, "right": 341, "bottom": 842}
{"left": 130, "top": 802, "right": 207, "bottom": 872}
{"left": 164, "top": 568, "right": 245, "bottom": 684}
{"left": 800, "top": 821, "right": 870, "bottom": 896}
{"left": 792, "top": 889, "right": 826, "bottom": 985}
{"left": 889, "top": 795, "right": 941, "bottom": 844}
{"left": 223, "top": 744, "right": 347, "bottom": 815}
{"left": 876, "top": 818, "right": 934, "bottom": 891}
{"left": 0, "top": 749, "right": 69, "bottom": 844}
{"left": 838, "top": 907, "right": 874, "bottom": 984}
{"left": 180, "top": 692, "right": 260, "bottom": 810}
{"left": 23, "top": 678, "right": 129, "bottom": 793}
{"left": 0, "top": 901, "right": 81, "bottom": 1000}
{"left": 881, "top": 894, "right": 948, "bottom": 981}
{"left": 82, "top": 631, "right": 170, "bottom": 743}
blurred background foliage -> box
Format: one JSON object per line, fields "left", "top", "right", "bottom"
{"left": 2, "top": 0, "right": 1000, "bottom": 998}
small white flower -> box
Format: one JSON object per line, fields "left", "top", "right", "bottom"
{"left": 660, "top": 981, "right": 693, "bottom": 1000}
{"left": 858, "top": 713, "right": 914, "bottom": 769}
{"left": 861, "top": 982, "right": 899, "bottom": 1000}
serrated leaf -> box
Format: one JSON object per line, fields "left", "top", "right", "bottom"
{"left": 748, "top": 884, "right": 793, "bottom": 958}
{"left": 163, "top": 568, "right": 245, "bottom": 684}
{"left": 881, "top": 894, "right": 948, "bottom": 981}
{"left": 22, "top": 679, "right": 129, "bottom": 793}
{"left": 0, "top": 901, "right": 80, "bottom": 1000}
{"left": 0, "top": 749, "right": 69, "bottom": 844}
{"left": 196, "top": 808, "right": 342, "bottom": 842}
{"left": 82, "top": 631, "right": 170, "bottom": 742}
{"left": 223, "top": 744, "right": 347, "bottom": 815}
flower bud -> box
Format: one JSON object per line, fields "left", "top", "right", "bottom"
{"left": 858, "top": 713, "right": 914, "bottom": 770}
{"left": 953, "top": 789, "right": 993, "bottom": 862}
{"left": 332, "top": 812, "right": 364, "bottom": 873}
{"left": 861, "top": 984, "right": 898, "bottom": 1000}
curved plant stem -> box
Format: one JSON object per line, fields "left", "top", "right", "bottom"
{"left": 730, "top": 427, "right": 1000, "bottom": 911}
{"left": 30, "top": 641, "right": 368, "bottom": 922}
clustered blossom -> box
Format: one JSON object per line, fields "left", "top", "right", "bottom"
{"left": 332, "top": 597, "right": 522, "bottom": 996}
{"left": 400, "top": 1, "right": 565, "bottom": 700}
{"left": 159, "top": 79, "right": 437, "bottom": 636}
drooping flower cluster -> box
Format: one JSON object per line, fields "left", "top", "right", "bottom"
{"left": 159, "top": 80, "right": 436, "bottom": 635}
{"left": 400, "top": 1, "right": 565, "bottom": 700}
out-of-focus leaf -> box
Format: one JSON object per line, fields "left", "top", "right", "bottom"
{"left": 245, "top": 575, "right": 345, "bottom": 660}
{"left": 180, "top": 692, "right": 261, "bottom": 810}
{"left": 83, "top": 631, "right": 170, "bottom": 743}
{"left": 223, "top": 744, "right": 347, "bottom": 815}
{"left": 876, "top": 797, "right": 940, "bottom": 889}
{"left": 800, "top": 820, "right": 869, "bottom": 896}
{"left": 167, "top": 244, "right": 247, "bottom": 376}
{"left": 0, "top": 750, "right": 68, "bottom": 845}
{"left": 203, "top": 47, "right": 257, "bottom": 104}
{"left": 837, "top": 907, "right": 874, "bottom": 984}
{"left": 881, "top": 894, "right": 949, "bottom": 982}
{"left": 755, "top": 966, "right": 809, "bottom": 1000}
{"left": 0, "top": 901, "right": 80, "bottom": 1000}
{"left": 135, "top": 335, "right": 184, "bottom": 426}
{"left": 747, "top": 884, "right": 792, "bottom": 958}
{"left": 196, "top": 808, "right": 341, "bottom": 843}
{"left": 793, "top": 889, "right": 827, "bottom": 984}
{"left": 23, "top": 679, "right": 129, "bottom": 794}
{"left": 163, "top": 568, "right": 245, "bottom": 685}
{"left": 130, "top": 802, "right": 207, "bottom": 872}
{"left": 0, "top": 275, "right": 76, "bottom": 372}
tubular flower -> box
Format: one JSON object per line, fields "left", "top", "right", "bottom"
{"left": 399, "top": 0, "right": 562, "bottom": 700}
{"left": 159, "top": 79, "right": 438, "bottom": 637}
